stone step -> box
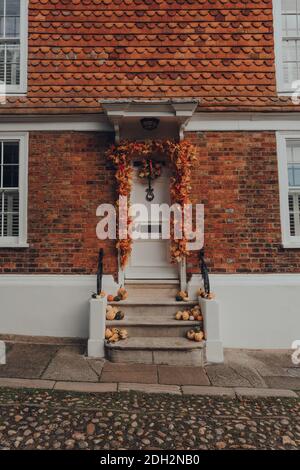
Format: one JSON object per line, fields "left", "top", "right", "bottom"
{"left": 108, "top": 300, "right": 198, "bottom": 317}
{"left": 106, "top": 314, "right": 203, "bottom": 337}
{"left": 124, "top": 282, "right": 180, "bottom": 301}
{"left": 105, "top": 337, "right": 204, "bottom": 366}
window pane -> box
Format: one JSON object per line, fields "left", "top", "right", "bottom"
{"left": 6, "top": 0, "right": 20, "bottom": 17}
{"left": 289, "top": 166, "right": 300, "bottom": 185}
{"left": 282, "top": 0, "right": 297, "bottom": 13}
{"left": 3, "top": 165, "right": 18, "bottom": 187}
{"left": 3, "top": 142, "right": 19, "bottom": 164}
{"left": 6, "top": 44, "right": 20, "bottom": 85}
{"left": 3, "top": 212, "right": 19, "bottom": 236}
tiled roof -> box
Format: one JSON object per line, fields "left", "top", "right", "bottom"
{"left": 2, "top": 0, "right": 298, "bottom": 114}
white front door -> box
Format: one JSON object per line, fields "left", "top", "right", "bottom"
{"left": 125, "top": 165, "right": 178, "bottom": 280}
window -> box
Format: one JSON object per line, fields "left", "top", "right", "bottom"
{"left": 273, "top": 0, "right": 300, "bottom": 93}
{"left": 0, "top": 133, "right": 28, "bottom": 247}
{"left": 277, "top": 132, "right": 300, "bottom": 247}
{"left": 0, "top": 0, "right": 27, "bottom": 94}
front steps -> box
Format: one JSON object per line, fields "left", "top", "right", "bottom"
{"left": 105, "top": 283, "right": 205, "bottom": 366}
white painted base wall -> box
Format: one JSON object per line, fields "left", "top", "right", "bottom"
{"left": 0, "top": 273, "right": 299, "bottom": 349}
{"left": 189, "top": 274, "right": 300, "bottom": 349}
{"left": 0, "top": 275, "right": 118, "bottom": 339}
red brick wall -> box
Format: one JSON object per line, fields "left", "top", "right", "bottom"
{"left": 186, "top": 131, "right": 300, "bottom": 275}
{"left": 1, "top": 130, "right": 300, "bottom": 277}
{"left": 0, "top": 131, "right": 118, "bottom": 276}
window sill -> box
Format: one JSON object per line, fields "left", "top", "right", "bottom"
{"left": 282, "top": 242, "right": 300, "bottom": 249}
{"left": 0, "top": 242, "right": 29, "bottom": 249}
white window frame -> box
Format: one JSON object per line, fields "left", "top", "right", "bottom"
{"left": 277, "top": 131, "right": 300, "bottom": 248}
{"left": 273, "top": 0, "right": 299, "bottom": 95}
{"left": 1, "top": 0, "right": 28, "bottom": 95}
{"left": 0, "top": 132, "right": 28, "bottom": 248}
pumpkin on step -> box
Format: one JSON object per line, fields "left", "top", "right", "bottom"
{"left": 119, "top": 328, "right": 128, "bottom": 340}
{"left": 107, "top": 294, "right": 115, "bottom": 302}
{"left": 182, "top": 311, "right": 190, "bottom": 321}
{"left": 108, "top": 333, "right": 119, "bottom": 343}
{"left": 194, "top": 331, "right": 204, "bottom": 342}
{"left": 118, "top": 287, "right": 128, "bottom": 300}
{"left": 106, "top": 309, "right": 116, "bottom": 321}
{"left": 114, "top": 295, "right": 122, "bottom": 302}
{"left": 105, "top": 328, "right": 113, "bottom": 340}
{"left": 175, "top": 311, "right": 183, "bottom": 321}
{"left": 186, "top": 330, "right": 195, "bottom": 341}
{"left": 115, "top": 311, "right": 125, "bottom": 321}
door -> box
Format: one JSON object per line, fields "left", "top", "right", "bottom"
{"left": 125, "top": 164, "right": 178, "bottom": 280}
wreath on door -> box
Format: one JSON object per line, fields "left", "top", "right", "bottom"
{"left": 106, "top": 140, "right": 197, "bottom": 269}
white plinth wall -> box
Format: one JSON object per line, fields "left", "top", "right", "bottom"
{"left": 0, "top": 273, "right": 299, "bottom": 349}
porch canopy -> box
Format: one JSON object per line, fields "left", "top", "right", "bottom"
{"left": 100, "top": 99, "right": 199, "bottom": 142}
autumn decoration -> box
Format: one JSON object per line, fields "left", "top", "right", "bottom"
{"left": 106, "top": 305, "right": 125, "bottom": 321}
{"left": 175, "top": 305, "right": 203, "bottom": 322}
{"left": 186, "top": 327, "right": 204, "bottom": 343}
{"left": 198, "top": 288, "right": 215, "bottom": 300}
{"left": 106, "top": 140, "right": 197, "bottom": 269}
{"left": 105, "top": 327, "right": 128, "bottom": 343}
{"left": 138, "top": 159, "right": 162, "bottom": 180}
{"left": 176, "top": 290, "right": 189, "bottom": 302}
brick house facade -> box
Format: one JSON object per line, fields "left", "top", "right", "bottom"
{"left": 0, "top": 0, "right": 299, "bottom": 350}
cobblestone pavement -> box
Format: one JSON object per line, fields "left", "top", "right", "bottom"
{"left": 0, "top": 388, "right": 299, "bottom": 450}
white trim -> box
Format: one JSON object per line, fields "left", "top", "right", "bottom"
{"left": 273, "top": 0, "right": 286, "bottom": 94}
{"left": 276, "top": 131, "right": 300, "bottom": 248}
{"left": 3, "top": 0, "right": 28, "bottom": 95}
{"left": 0, "top": 132, "right": 28, "bottom": 247}
{"left": 2, "top": 113, "right": 300, "bottom": 132}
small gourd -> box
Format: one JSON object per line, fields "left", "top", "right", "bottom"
{"left": 175, "top": 311, "right": 183, "bottom": 321}
{"left": 105, "top": 328, "right": 113, "bottom": 339}
{"left": 115, "top": 311, "right": 125, "bottom": 321}
{"left": 114, "top": 295, "right": 122, "bottom": 302}
{"left": 107, "top": 295, "right": 115, "bottom": 302}
{"left": 182, "top": 311, "right": 190, "bottom": 321}
{"left": 119, "top": 329, "right": 128, "bottom": 340}
{"left": 186, "top": 330, "right": 195, "bottom": 341}
{"left": 194, "top": 331, "right": 204, "bottom": 342}
{"left": 189, "top": 315, "right": 195, "bottom": 321}
{"left": 106, "top": 310, "right": 116, "bottom": 321}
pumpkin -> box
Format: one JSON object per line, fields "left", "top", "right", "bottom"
{"left": 115, "top": 311, "right": 125, "bottom": 321}
{"left": 207, "top": 292, "right": 215, "bottom": 300}
{"left": 197, "top": 288, "right": 205, "bottom": 297}
{"left": 111, "top": 328, "right": 119, "bottom": 335}
{"left": 106, "top": 310, "right": 116, "bottom": 321}
{"left": 194, "top": 331, "right": 204, "bottom": 342}
{"left": 182, "top": 311, "right": 190, "bottom": 321}
{"left": 99, "top": 291, "right": 106, "bottom": 298}
{"left": 114, "top": 296, "right": 122, "bottom": 302}
{"left": 118, "top": 288, "right": 128, "bottom": 300}
{"left": 178, "top": 291, "right": 188, "bottom": 299}
{"left": 105, "top": 328, "right": 113, "bottom": 339}
{"left": 196, "top": 314, "right": 203, "bottom": 322}
{"left": 189, "top": 315, "right": 195, "bottom": 321}
{"left": 107, "top": 295, "right": 115, "bottom": 302}
{"left": 186, "top": 330, "right": 195, "bottom": 341}
{"left": 108, "top": 333, "right": 119, "bottom": 343}
{"left": 176, "top": 295, "right": 184, "bottom": 302}
{"left": 119, "top": 329, "right": 128, "bottom": 340}
{"left": 175, "top": 311, "right": 183, "bottom": 321}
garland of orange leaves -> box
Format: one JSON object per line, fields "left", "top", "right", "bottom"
{"left": 106, "top": 140, "right": 197, "bottom": 269}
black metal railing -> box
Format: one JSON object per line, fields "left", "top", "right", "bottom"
{"left": 97, "top": 248, "right": 104, "bottom": 296}
{"left": 199, "top": 248, "right": 210, "bottom": 295}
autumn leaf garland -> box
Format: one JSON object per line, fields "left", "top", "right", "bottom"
{"left": 106, "top": 140, "right": 197, "bottom": 268}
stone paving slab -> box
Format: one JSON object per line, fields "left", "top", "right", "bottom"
{"left": 0, "top": 344, "right": 58, "bottom": 379}
{"left": 0, "top": 377, "right": 55, "bottom": 390}
{"left": 101, "top": 363, "right": 158, "bottom": 384}
{"left": 206, "top": 364, "right": 254, "bottom": 387}
{"left": 42, "top": 346, "right": 98, "bottom": 382}
{"left": 158, "top": 365, "right": 210, "bottom": 386}
{"left": 118, "top": 383, "right": 181, "bottom": 395}
{"left": 235, "top": 387, "right": 298, "bottom": 398}
{"left": 264, "top": 376, "right": 300, "bottom": 391}
{"left": 182, "top": 386, "right": 235, "bottom": 397}
{"left": 54, "top": 381, "right": 117, "bottom": 393}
